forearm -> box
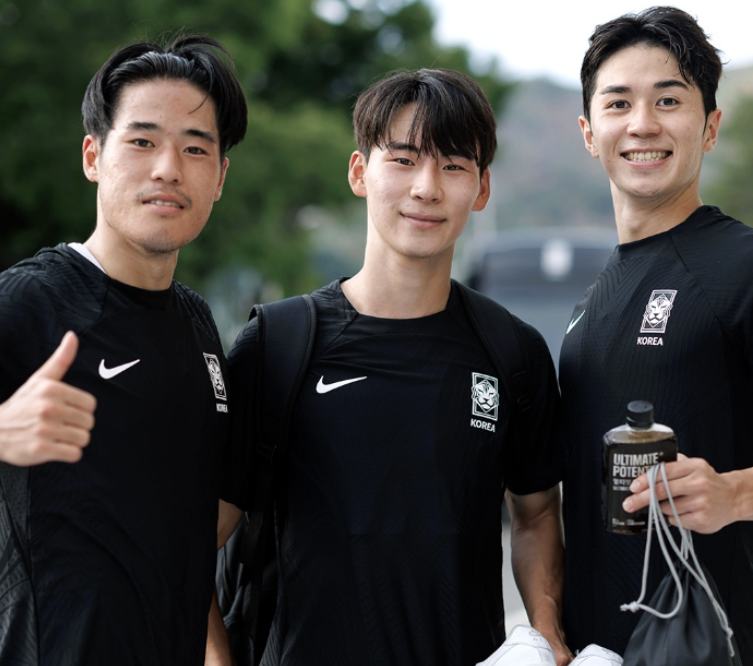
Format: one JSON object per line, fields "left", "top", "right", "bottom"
{"left": 205, "top": 589, "right": 235, "bottom": 666}
{"left": 218, "top": 500, "right": 244, "bottom": 548}
{"left": 510, "top": 514, "right": 564, "bottom": 626}
{"left": 507, "top": 487, "right": 567, "bottom": 649}
{"left": 207, "top": 502, "right": 244, "bottom": 665}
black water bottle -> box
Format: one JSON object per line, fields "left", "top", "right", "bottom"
{"left": 603, "top": 401, "right": 678, "bottom": 534}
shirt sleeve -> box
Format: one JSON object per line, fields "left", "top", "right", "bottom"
{"left": 501, "top": 316, "right": 563, "bottom": 495}
{"left": 0, "top": 270, "right": 64, "bottom": 403}
{"left": 219, "top": 316, "right": 260, "bottom": 511}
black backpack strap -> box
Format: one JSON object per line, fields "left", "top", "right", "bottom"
{"left": 254, "top": 294, "right": 317, "bottom": 467}
{"left": 455, "top": 280, "right": 532, "bottom": 414}
{"left": 240, "top": 294, "right": 317, "bottom": 642}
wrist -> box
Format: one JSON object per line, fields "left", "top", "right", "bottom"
{"left": 528, "top": 595, "right": 562, "bottom": 636}
{"left": 728, "top": 468, "right": 753, "bottom": 522}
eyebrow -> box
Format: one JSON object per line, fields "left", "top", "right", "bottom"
{"left": 599, "top": 79, "right": 690, "bottom": 96}
{"left": 385, "top": 141, "right": 420, "bottom": 153}
{"left": 384, "top": 141, "right": 472, "bottom": 162}
{"left": 125, "top": 121, "right": 217, "bottom": 145}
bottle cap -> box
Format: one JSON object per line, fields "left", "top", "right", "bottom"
{"left": 626, "top": 400, "right": 654, "bottom": 428}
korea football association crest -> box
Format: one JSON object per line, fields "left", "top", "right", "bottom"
{"left": 471, "top": 372, "right": 500, "bottom": 426}
{"left": 203, "top": 353, "right": 227, "bottom": 404}
{"left": 636, "top": 290, "right": 677, "bottom": 348}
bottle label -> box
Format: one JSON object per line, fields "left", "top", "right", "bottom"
{"left": 602, "top": 437, "right": 678, "bottom": 534}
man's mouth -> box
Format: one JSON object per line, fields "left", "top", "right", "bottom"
{"left": 623, "top": 151, "right": 671, "bottom": 162}
{"left": 402, "top": 212, "right": 444, "bottom": 223}
{"left": 144, "top": 199, "right": 183, "bottom": 208}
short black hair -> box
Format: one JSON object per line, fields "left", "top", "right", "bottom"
{"left": 581, "top": 6, "right": 723, "bottom": 121}
{"left": 82, "top": 33, "right": 247, "bottom": 156}
{"left": 353, "top": 68, "right": 497, "bottom": 173}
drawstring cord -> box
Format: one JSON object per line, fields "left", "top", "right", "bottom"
{"left": 620, "top": 463, "right": 736, "bottom": 658}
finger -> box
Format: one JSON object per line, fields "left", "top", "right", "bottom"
{"left": 60, "top": 403, "right": 96, "bottom": 432}
{"left": 659, "top": 495, "right": 699, "bottom": 516}
{"left": 54, "top": 422, "right": 94, "bottom": 448}
{"left": 32, "top": 332, "right": 79, "bottom": 382}
{"left": 59, "top": 384, "right": 97, "bottom": 414}
{"left": 29, "top": 417, "right": 93, "bottom": 448}
{"left": 630, "top": 457, "right": 693, "bottom": 493}
{"left": 13, "top": 440, "right": 85, "bottom": 467}
{"left": 37, "top": 442, "right": 85, "bottom": 465}
{"left": 659, "top": 457, "right": 697, "bottom": 480}
{"left": 623, "top": 488, "right": 650, "bottom": 512}
{"left": 663, "top": 502, "right": 703, "bottom": 531}
{"left": 625, "top": 476, "right": 681, "bottom": 512}
{"left": 630, "top": 472, "right": 648, "bottom": 494}
{"left": 30, "top": 371, "right": 97, "bottom": 415}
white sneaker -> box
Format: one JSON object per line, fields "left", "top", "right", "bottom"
{"left": 476, "top": 625, "right": 557, "bottom": 666}
{"left": 571, "top": 644, "right": 623, "bottom": 665}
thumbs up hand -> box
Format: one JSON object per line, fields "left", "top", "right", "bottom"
{"left": 0, "top": 332, "right": 97, "bottom": 466}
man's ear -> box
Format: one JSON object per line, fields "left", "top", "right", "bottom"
{"left": 579, "top": 116, "right": 600, "bottom": 159}
{"left": 82, "top": 135, "right": 101, "bottom": 183}
{"left": 215, "top": 157, "right": 230, "bottom": 201}
{"left": 472, "top": 168, "right": 491, "bottom": 212}
{"left": 703, "top": 108, "right": 722, "bottom": 154}
{"left": 348, "top": 151, "right": 368, "bottom": 198}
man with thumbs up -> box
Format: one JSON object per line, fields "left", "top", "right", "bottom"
{"left": 0, "top": 34, "right": 247, "bottom": 665}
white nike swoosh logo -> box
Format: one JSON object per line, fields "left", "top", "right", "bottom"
{"left": 99, "top": 359, "right": 141, "bottom": 379}
{"left": 566, "top": 310, "right": 586, "bottom": 334}
{"left": 316, "top": 375, "right": 367, "bottom": 394}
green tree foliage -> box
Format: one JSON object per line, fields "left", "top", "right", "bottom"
{"left": 0, "top": 0, "right": 511, "bottom": 293}
{"left": 705, "top": 93, "right": 753, "bottom": 226}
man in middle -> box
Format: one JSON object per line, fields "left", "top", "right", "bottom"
{"left": 213, "top": 67, "right": 570, "bottom": 666}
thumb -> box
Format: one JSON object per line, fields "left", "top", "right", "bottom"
{"left": 33, "top": 331, "right": 79, "bottom": 382}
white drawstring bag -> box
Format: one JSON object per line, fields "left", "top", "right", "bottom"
{"left": 620, "top": 463, "right": 741, "bottom": 666}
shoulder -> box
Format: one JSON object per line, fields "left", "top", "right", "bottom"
{"left": 671, "top": 206, "right": 753, "bottom": 291}
{"left": 454, "top": 281, "right": 550, "bottom": 356}
{"left": 673, "top": 206, "right": 753, "bottom": 255}
{"left": 0, "top": 245, "right": 107, "bottom": 318}
{"left": 0, "top": 247, "right": 90, "bottom": 387}
{"left": 0, "top": 246, "right": 82, "bottom": 332}
{"left": 173, "top": 281, "right": 222, "bottom": 345}
{"left": 227, "top": 316, "right": 258, "bottom": 367}
{"left": 1, "top": 245, "right": 70, "bottom": 296}
{"left": 228, "top": 286, "right": 327, "bottom": 368}
{"left": 670, "top": 207, "right": 753, "bottom": 351}
{"left": 309, "top": 279, "right": 345, "bottom": 313}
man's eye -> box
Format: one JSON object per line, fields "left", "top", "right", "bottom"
{"left": 186, "top": 146, "right": 208, "bottom": 155}
{"left": 609, "top": 100, "right": 629, "bottom": 109}
{"left": 395, "top": 157, "right": 413, "bottom": 166}
{"left": 658, "top": 98, "right": 678, "bottom": 107}
{"left": 133, "top": 139, "right": 153, "bottom": 147}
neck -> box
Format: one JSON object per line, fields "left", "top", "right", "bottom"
{"left": 612, "top": 186, "right": 703, "bottom": 244}
{"left": 84, "top": 233, "right": 178, "bottom": 291}
{"left": 342, "top": 252, "right": 453, "bottom": 319}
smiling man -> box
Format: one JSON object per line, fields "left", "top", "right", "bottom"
{"left": 0, "top": 35, "right": 247, "bottom": 665}
{"left": 559, "top": 6, "right": 753, "bottom": 660}
{"left": 209, "top": 69, "right": 571, "bottom": 666}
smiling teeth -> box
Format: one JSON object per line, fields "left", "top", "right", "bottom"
{"left": 625, "top": 151, "right": 669, "bottom": 162}
{"left": 148, "top": 199, "right": 180, "bottom": 207}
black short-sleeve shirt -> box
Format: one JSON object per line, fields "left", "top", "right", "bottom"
{"left": 223, "top": 280, "right": 561, "bottom": 666}
{"left": 0, "top": 245, "right": 229, "bottom": 665}
{"left": 560, "top": 206, "right": 753, "bottom": 661}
